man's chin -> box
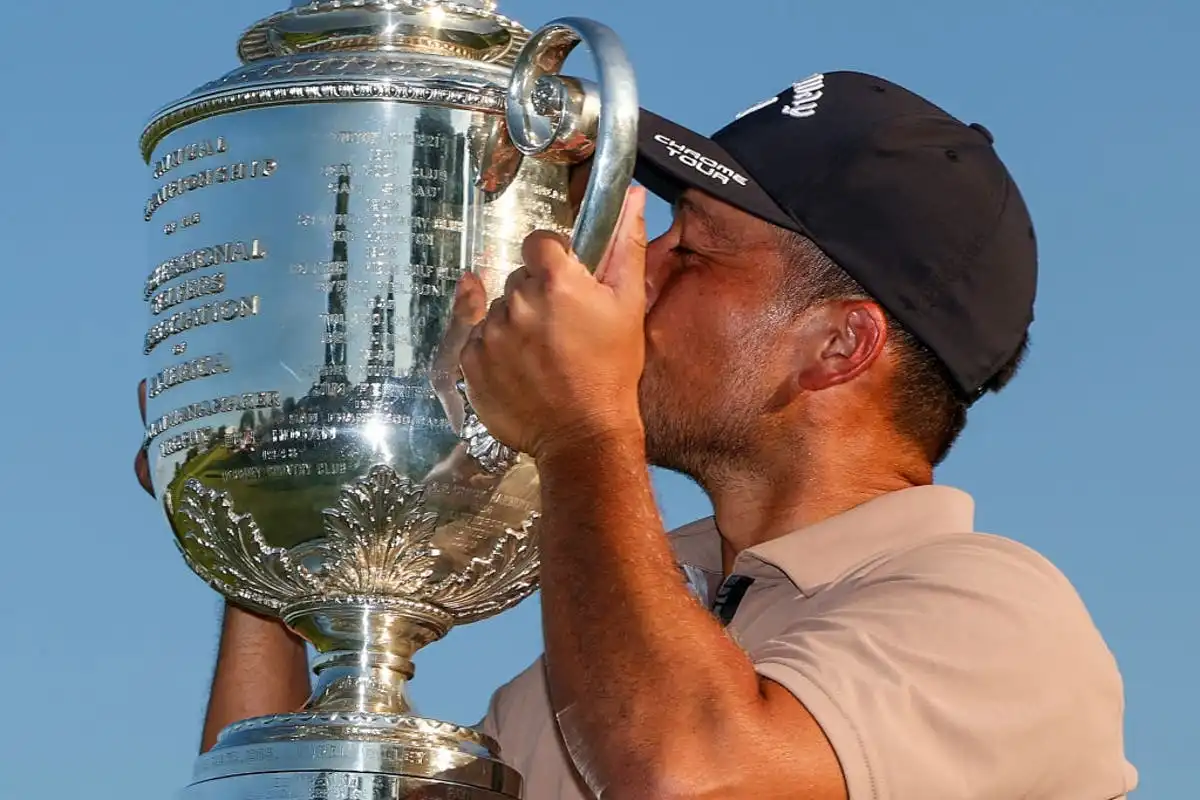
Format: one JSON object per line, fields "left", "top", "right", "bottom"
{"left": 642, "top": 427, "right": 689, "bottom": 476}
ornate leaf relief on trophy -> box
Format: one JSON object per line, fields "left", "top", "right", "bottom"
{"left": 175, "top": 479, "right": 312, "bottom": 609}
{"left": 175, "top": 465, "right": 541, "bottom": 622}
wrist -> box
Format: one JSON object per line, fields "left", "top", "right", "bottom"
{"left": 222, "top": 601, "right": 305, "bottom": 646}
{"left": 535, "top": 411, "right": 645, "bottom": 468}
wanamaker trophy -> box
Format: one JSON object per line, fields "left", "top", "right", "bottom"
{"left": 139, "top": 2, "right": 638, "bottom": 797}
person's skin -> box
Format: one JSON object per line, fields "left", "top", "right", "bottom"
{"left": 458, "top": 185, "right": 931, "bottom": 799}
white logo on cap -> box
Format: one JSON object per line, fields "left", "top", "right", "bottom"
{"left": 732, "top": 73, "right": 825, "bottom": 122}
{"left": 654, "top": 134, "right": 749, "bottom": 187}
{"left": 782, "top": 73, "right": 824, "bottom": 118}
{"left": 735, "top": 95, "right": 779, "bottom": 119}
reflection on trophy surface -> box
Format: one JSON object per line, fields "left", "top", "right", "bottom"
{"left": 139, "top": 1, "right": 638, "bottom": 797}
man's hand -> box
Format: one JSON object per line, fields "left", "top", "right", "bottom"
{"left": 460, "top": 187, "right": 649, "bottom": 459}
{"left": 135, "top": 379, "right": 154, "bottom": 498}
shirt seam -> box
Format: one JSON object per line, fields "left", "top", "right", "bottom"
{"left": 753, "top": 529, "right": 1001, "bottom": 596}
{"left": 755, "top": 659, "right": 880, "bottom": 800}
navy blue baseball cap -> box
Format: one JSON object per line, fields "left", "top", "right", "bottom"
{"left": 633, "top": 71, "right": 1037, "bottom": 401}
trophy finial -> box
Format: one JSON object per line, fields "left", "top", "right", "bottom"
{"left": 287, "top": 0, "right": 498, "bottom": 6}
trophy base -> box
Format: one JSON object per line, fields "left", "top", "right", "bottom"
{"left": 184, "top": 772, "right": 516, "bottom": 800}
{"left": 181, "top": 711, "right": 523, "bottom": 800}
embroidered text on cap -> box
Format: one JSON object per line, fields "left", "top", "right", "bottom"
{"left": 736, "top": 73, "right": 826, "bottom": 122}
{"left": 654, "top": 134, "right": 749, "bottom": 187}
{"left": 782, "top": 74, "right": 824, "bottom": 118}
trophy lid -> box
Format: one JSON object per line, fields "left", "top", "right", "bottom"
{"left": 239, "top": 1, "right": 529, "bottom": 66}
{"left": 140, "top": 1, "right": 533, "bottom": 160}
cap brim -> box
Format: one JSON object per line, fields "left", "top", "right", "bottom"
{"left": 634, "top": 109, "right": 796, "bottom": 231}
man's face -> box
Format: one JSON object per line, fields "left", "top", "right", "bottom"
{"left": 638, "top": 190, "right": 796, "bottom": 478}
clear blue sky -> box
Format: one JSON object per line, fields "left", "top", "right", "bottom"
{"left": 0, "top": 0, "right": 1193, "bottom": 796}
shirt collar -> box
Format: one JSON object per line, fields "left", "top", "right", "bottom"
{"left": 671, "top": 485, "right": 976, "bottom": 597}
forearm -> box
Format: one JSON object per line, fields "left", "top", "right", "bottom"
{"left": 537, "top": 434, "right": 766, "bottom": 795}
{"left": 200, "top": 602, "right": 311, "bottom": 752}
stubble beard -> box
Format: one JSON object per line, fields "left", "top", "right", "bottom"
{"left": 639, "top": 367, "right": 761, "bottom": 489}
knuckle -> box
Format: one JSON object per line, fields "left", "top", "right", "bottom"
{"left": 485, "top": 296, "right": 508, "bottom": 323}
{"left": 481, "top": 317, "right": 505, "bottom": 347}
{"left": 506, "top": 291, "right": 535, "bottom": 324}
{"left": 542, "top": 267, "right": 573, "bottom": 297}
{"left": 522, "top": 230, "right": 568, "bottom": 267}
{"left": 502, "top": 270, "right": 523, "bottom": 300}
{"left": 459, "top": 338, "right": 481, "bottom": 374}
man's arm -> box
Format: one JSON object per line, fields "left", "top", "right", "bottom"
{"left": 537, "top": 435, "right": 846, "bottom": 800}
{"left": 200, "top": 603, "right": 311, "bottom": 752}
{"left": 458, "top": 189, "right": 846, "bottom": 799}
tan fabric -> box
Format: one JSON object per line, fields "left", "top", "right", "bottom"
{"left": 480, "top": 486, "right": 1137, "bottom": 799}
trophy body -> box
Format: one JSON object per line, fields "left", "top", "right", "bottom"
{"left": 139, "top": 3, "right": 638, "bottom": 797}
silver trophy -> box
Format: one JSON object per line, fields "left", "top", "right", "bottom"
{"left": 139, "top": 2, "right": 638, "bottom": 797}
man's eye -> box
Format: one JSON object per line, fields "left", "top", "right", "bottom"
{"left": 671, "top": 245, "right": 698, "bottom": 262}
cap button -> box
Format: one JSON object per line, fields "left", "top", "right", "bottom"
{"left": 969, "top": 122, "right": 995, "bottom": 144}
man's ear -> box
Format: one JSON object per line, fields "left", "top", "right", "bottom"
{"left": 793, "top": 299, "right": 889, "bottom": 393}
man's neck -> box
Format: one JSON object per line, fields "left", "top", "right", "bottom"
{"left": 705, "top": 448, "right": 931, "bottom": 575}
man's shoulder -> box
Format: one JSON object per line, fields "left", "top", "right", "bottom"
{"left": 823, "top": 529, "right": 1122, "bottom": 686}
{"left": 870, "top": 530, "right": 1084, "bottom": 600}
{"left": 666, "top": 516, "right": 719, "bottom": 544}
{"left": 483, "top": 654, "right": 549, "bottom": 720}
{"left": 835, "top": 529, "right": 1098, "bottom": 629}
{"left": 750, "top": 529, "right": 1137, "bottom": 798}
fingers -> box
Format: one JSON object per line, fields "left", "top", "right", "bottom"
{"left": 502, "top": 265, "right": 530, "bottom": 300}
{"left": 135, "top": 445, "right": 155, "bottom": 498}
{"left": 521, "top": 229, "right": 576, "bottom": 283}
{"left": 441, "top": 273, "right": 488, "bottom": 352}
{"left": 520, "top": 186, "right": 648, "bottom": 298}
{"left": 431, "top": 273, "right": 488, "bottom": 389}
{"left": 597, "top": 187, "right": 648, "bottom": 303}
{"left": 452, "top": 271, "right": 487, "bottom": 326}
{"left": 136, "top": 379, "right": 155, "bottom": 497}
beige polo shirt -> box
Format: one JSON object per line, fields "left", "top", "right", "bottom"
{"left": 480, "top": 485, "right": 1137, "bottom": 799}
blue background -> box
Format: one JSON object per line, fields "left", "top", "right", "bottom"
{"left": 0, "top": 0, "right": 1193, "bottom": 796}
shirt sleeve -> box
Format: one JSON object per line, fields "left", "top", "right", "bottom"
{"left": 473, "top": 657, "right": 597, "bottom": 800}
{"left": 475, "top": 656, "right": 545, "bottom": 756}
{"left": 750, "top": 535, "right": 1134, "bottom": 800}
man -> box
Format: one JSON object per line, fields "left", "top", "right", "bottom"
{"left": 139, "top": 71, "right": 1136, "bottom": 798}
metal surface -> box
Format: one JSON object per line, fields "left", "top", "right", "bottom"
{"left": 140, "top": 1, "right": 638, "bottom": 797}
{"left": 183, "top": 712, "right": 521, "bottom": 798}
{"left": 506, "top": 18, "right": 639, "bottom": 272}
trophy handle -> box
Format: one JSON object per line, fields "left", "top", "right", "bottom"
{"left": 459, "top": 19, "right": 639, "bottom": 474}
{"left": 506, "top": 17, "right": 640, "bottom": 272}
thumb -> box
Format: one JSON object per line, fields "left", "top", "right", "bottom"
{"left": 596, "top": 187, "right": 647, "bottom": 303}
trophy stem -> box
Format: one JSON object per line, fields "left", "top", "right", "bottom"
{"left": 305, "top": 650, "right": 415, "bottom": 715}
{"left": 283, "top": 597, "right": 455, "bottom": 715}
